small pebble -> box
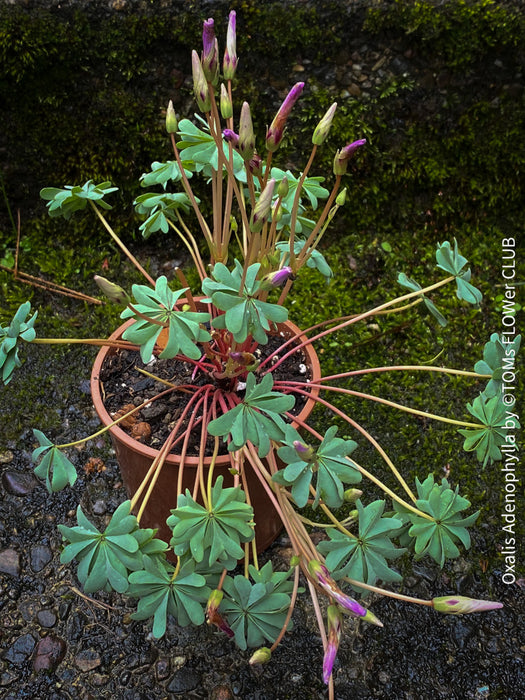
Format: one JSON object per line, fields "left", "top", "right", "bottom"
{"left": 32, "top": 635, "right": 67, "bottom": 672}
{"left": 0, "top": 549, "right": 20, "bottom": 577}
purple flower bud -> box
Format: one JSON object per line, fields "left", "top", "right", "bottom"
{"left": 432, "top": 595, "right": 503, "bottom": 615}
{"left": 250, "top": 178, "right": 275, "bottom": 232}
{"left": 312, "top": 102, "right": 337, "bottom": 146}
{"left": 333, "top": 139, "right": 367, "bottom": 175}
{"left": 206, "top": 589, "right": 234, "bottom": 638}
{"left": 223, "top": 11, "right": 238, "bottom": 80}
{"left": 293, "top": 439, "right": 316, "bottom": 462}
{"left": 307, "top": 560, "right": 382, "bottom": 625}
{"left": 229, "top": 351, "right": 256, "bottom": 366}
{"left": 249, "top": 647, "right": 272, "bottom": 666}
{"left": 223, "top": 128, "right": 239, "bottom": 148}
{"left": 248, "top": 153, "right": 263, "bottom": 176}
{"left": 266, "top": 82, "right": 305, "bottom": 153}
{"left": 192, "top": 50, "right": 211, "bottom": 112}
{"left": 323, "top": 605, "right": 342, "bottom": 684}
{"left": 239, "top": 101, "right": 255, "bottom": 161}
{"left": 202, "top": 19, "right": 218, "bottom": 83}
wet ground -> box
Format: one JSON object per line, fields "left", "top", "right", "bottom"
{"left": 0, "top": 341, "right": 524, "bottom": 700}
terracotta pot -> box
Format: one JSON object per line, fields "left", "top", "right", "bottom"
{"left": 90, "top": 310, "right": 320, "bottom": 553}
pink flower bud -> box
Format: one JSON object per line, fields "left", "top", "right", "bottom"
{"left": 202, "top": 19, "right": 218, "bottom": 83}
{"left": 312, "top": 102, "right": 337, "bottom": 146}
{"left": 223, "top": 11, "right": 238, "bottom": 80}
{"left": 293, "top": 439, "right": 316, "bottom": 462}
{"left": 333, "top": 139, "right": 366, "bottom": 175}
{"left": 206, "top": 589, "right": 234, "bottom": 638}
{"left": 223, "top": 129, "right": 239, "bottom": 148}
{"left": 266, "top": 82, "right": 305, "bottom": 152}
{"left": 432, "top": 595, "right": 503, "bottom": 615}
{"left": 323, "top": 605, "right": 342, "bottom": 684}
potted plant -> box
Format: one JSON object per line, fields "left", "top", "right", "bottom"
{"left": 0, "top": 11, "right": 512, "bottom": 695}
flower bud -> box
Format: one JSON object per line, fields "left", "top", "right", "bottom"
{"left": 336, "top": 187, "right": 347, "bottom": 206}
{"left": 293, "top": 439, "right": 316, "bottom": 462}
{"left": 206, "top": 589, "right": 234, "bottom": 637}
{"left": 165, "top": 100, "right": 178, "bottom": 134}
{"left": 223, "top": 10, "right": 238, "bottom": 80}
{"left": 312, "top": 102, "right": 337, "bottom": 145}
{"left": 223, "top": 128, "right": 239, "bottom": 148}
{"left": 323, "top": 605, "right": 342, "bottom": 684}
{"left": 239, "top": 101, "right": 255, "bottom": 161}
{"left": 248, "top": 153, "right": 263, "bottom": 177}
{"left": 192, "top": 50, "right": 211, "bottom": 113}
{"left": 202, "top": 19, "right": 218, "bottom": 84}
{"left": 250, "top": 178, "right": 275, "bottom": 232}
{"left": 277, "top": 176, "right": 289, "bottom": 199}
{"left": 249, "top": 647, "right": 272, "bottom": 666}
{"left": 432, "top": 595, "right": 503, "bottom": 615}
{"left": 94, "top": 275, "right": 129, "bottom": 305}
{"left": 333, "top": 139, "right": 366, "bottom": 175}
{"left": 260, "top": 265, "right": 293, "bottom": 291}
{"left": 343, "top": 488, "right": 362, "bottom": 502}
{"left": 220, "top": 83, "right": 233, "bottom": 119}
{"left": 266, "top": 82, "right": 305, "bottom": 152}
{"left": 230, "top": 351, "right": 256, "bottom": 366}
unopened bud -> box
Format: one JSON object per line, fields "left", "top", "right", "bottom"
{"left": 94, "top": 275, "right": 129, "bottom": 305}
{"left": 293, "top": 439, "right": 316, "bottom": 462}
{"left": 260, "top": 265, "right": 293, "bottom": 291}
{"left": 239, "top": 101, "right": 255, "bottom": 161}
{"left": 277, "top": 176, "right": 289, "bottom": 199}
{"left": 249, "top": 647, "right": 272, "bottom": 666}
{"left": 223, "top": 10, "right": 238, "bottom": 80}
{"left": 165, "top": 100, "right": 178, "bottom": 134}
{"left": 220, "top": 83, "right": 233, "bottom": 119}
{"left": 343, "top": 488, "right": 362, "bottom": 502}
{"left": 192, "top": 50, "right": 211, "bottom": 112}
{"left": 202, "top": 19, "right": 218, "bottom": 84}
{"left": 266, "top": 82, "right": 304, "bottom": 152}
{"left": 336, "top": 188, "right": 347, "bottom": 206}
{"left": 312, "top": 102, "right": 337, "bottom": 145}
{"left": 333, "top": 139, "right": 366, "bottom": 175}
{"left": 432, "top": 595, "right": 503, "bottom": 615}
{"left": 250, "top": 178, "right": 275, "bottom": 232}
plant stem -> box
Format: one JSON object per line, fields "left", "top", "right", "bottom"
{"left": 89, "top": 201, "right": 155, "bottom": 285}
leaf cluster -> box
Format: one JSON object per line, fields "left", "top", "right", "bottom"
{"left": 0, "top": 301, "right": 37, "bottom": 384}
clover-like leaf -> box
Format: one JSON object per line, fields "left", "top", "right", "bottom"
{"left": 219, "top": 565, "right": 294, "bottom": 650}
{"left": 474, "top": 333, "right": 521, "bottom": 399}
{"left": 167, "top": 476, "right": 255, "bottom": 567}
{"left": 458, "top": 394, "right": 517, "bottom": 466}
{"left": 177, "top": 117, "right": 245, "bottom": 178}
{"left": 32, "top": 429, "right": 77, "bottom": 493}
{"left": 393, "top": 475, "right": 479, "bottom": 568}
{"left": 397, "top": 272, "right": 447, "bottom": 326}
{"left": 128, "top": 556, "right": 210, "bottom": 638}
{"left": 435, "top": 240, "right": 482, "bottom": 305}
{"left": 40, "top": 180, "right": 118, "bottom": 219}
{"left": 134, "top": 192, "right": 194, "bottom": 238}
{"left": 202, "top": 260, "right": 288, "bottom": 344}
{"left": 57, "top": 501, "right": 165, "bottom": 594}
{"left": 120, "top": 276, "right": 211, "bottom": 362}
{"left": 139, "top": 160, "right": 194, "bottom": 189}
{"left": 273, "top": 425, "right": 361, "bottom": 508}
{"left": 207, "top": 372, "right": 295, "bottom": 457}
{"left": 317, "top": 499, "right": 405, "bottom": 591}
{"left": 0, "top": 301, "right": 38, "bottom": 384}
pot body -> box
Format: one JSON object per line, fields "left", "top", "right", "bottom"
{"left": 90, "top": 311, "right": 320, "bottom": 553}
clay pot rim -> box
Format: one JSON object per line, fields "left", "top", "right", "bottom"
{"left": 91, "top": 312, "right": 321, "bottom": 468}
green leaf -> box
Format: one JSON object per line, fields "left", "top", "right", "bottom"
{"left": 458, "top": 394, "right": 517, "bottom": 466}
{"left": 435, "top": 240, "right": 481, "bottom": 305}
{"left": 220, "top": 564, "right": 294, "bottom": 650}
{"left": 40, "top": 180, "right": 118, "bottom": 219}
{"left": 167, "top": 476, "right": 255, "bottom": 567}
{"left": 397, "top": 273, "right": 447, "bottom": 326}
{"left": 202, "top": 260, "right": 288, "bottom": 344}
{"left": 0, "top": 302, "right": 38, "bottom": 384}
{"left": 31, "top": 429, "right": 77, "bottom": 493}
{"left": 134, "top": 192, "right": 194, "bottom": 238}
{"left": 392, "top": 475, "right": 479, "bottom": 568}
{"left": 120, "top": 276, "right": 211, "bottom": 362}
{"left": 207, "top": 373, "right": 295, "bottom": 456}
{"left": 318, "top": 499, "right": 405, "bottom": 591}
{"left": 57, "top": 501, "right": 164, "bottom": 594}
{"left": 274, "top": 425, "right": 361, "bottom": 508}
{"left": 128, "top": 556, "right": 210, "bottom": 637}
{"left": 474, "top": 333, "right": 521, "bottom": 399}
{"left": 139, "top": 160, "right": 194, "bottom": 189}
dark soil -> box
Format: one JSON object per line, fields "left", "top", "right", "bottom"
{"left": 99, "top": 331, "right": 312, "bottom": 457}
